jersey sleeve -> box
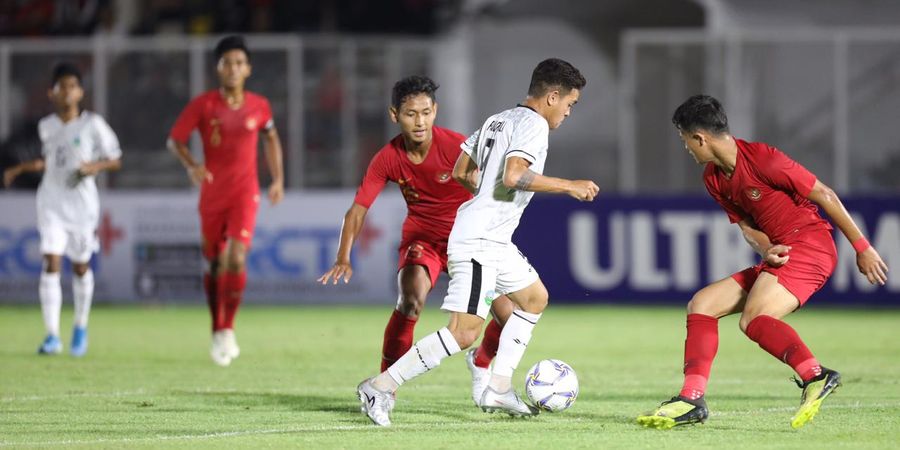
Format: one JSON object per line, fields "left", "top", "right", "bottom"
{"left": 704, "top": 171, "right": 747, "bottom": 224}
{"left": 37, "top": 120, "right": 50, "bottom": 157}
{"left": 169, "top": 97, "right": 202, "bottom": 143}
{"left": 461, "top": 128, "right": 480, "bottom": 158}
{"left": 756, "top": 146, "right": 817, "bottom": 197}
{"left": 260, "top": 97, "right": 275, "bottom": 131}
{"left": 91, "top": 114, "right": 123, "bottom": 160}
{"left": 505, "top": 116, "right": 548, "bottom": 164}
{"left": 353, "top": 150, "right": 391, "bottom": 209}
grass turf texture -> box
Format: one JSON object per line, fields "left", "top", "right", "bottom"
{"left": 1, "top": 305, "right": 899, "bottom": 449}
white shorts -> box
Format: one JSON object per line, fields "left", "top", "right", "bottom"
{"left": 441, "top": 242, "right": 540, "bottom": 319}
{"left": 39, "top": 224, "right": 98, "bottom": 263}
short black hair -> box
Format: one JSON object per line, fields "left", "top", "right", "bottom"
{"left": 391, "top": 75, "right": 438, "bottom": 110}
{"left": 50, "top": 62, "right": 82, "bottom": 87}
{"left": 672, "top": 94, "right": 729, "bottom": 134}
{"left": 527, "top": 58, "right": 586, "bottom": 97}
{"left": 214, "top": 35, "right": 250, "bottom": 63}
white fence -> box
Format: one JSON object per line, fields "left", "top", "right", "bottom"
{"left": 0, "top": 35, "right": 442, "bottom": 189}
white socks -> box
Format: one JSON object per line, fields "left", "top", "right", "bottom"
{"left": 39, "top": 272, "right": 62, "bottom": 337}
{"left": 489, "top": 310, "right": 542, "bottom": 392}
{"left": 375, "top": 327, "right": 461, "bottom": 392}
{"left": 73, "top": 269, "right": 94, "bottom": 328}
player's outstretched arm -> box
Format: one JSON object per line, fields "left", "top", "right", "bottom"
{"left": 262, "top": 127, "right": 284, "bottom": 205}
{"left": 452, "top": 151, "right": 479, "bottom": 194}
{"left": 738, "top": 219, "right": 790, "bottom": 267}
{"left": 807, "top": 180, "right": 888, "bottom": 285}
{"left": 166, "top": 138, "right": 211, "bottom": 186}
{"left": 503, "top": 156, "right": 598, "bottom": 201}
{"left": 3, "top": 159, "right": 45, "bottom": 188}
{"left": 78, "top": 158, "right": 121, "bottom": 177}
{"left": 318, "top": 203, "right": 369, "bottom": 285}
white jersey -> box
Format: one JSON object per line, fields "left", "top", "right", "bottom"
{"left": 36, "top": 111, "right": 122, "bottom": 230}
{"left": 448, "top": 105, "right": 549, "bottom": 252}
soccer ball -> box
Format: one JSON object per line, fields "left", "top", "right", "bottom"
{"left": 524, "top": 359, "right": 579, "bottom": 412}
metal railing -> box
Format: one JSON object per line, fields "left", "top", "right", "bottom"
{"left": 619, "top": 27, "right": 900, "bottom": 193}
{"left": 0, "top": 34, "right": 436, "bottom": 188}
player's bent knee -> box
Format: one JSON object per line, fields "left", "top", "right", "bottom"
{"left": 397, "top": 295, "right": 425, "bottom": 317}
{"left": 687, "top": 291, "right": 720, "bottom": 316}
{"left": 451, "top": 330, "right": 480, "bottom": 350}
{"left": 42, "top": 255, "right": 62, "bottom": 273}
{"left": 72, "top": 264, "right": 90, "bottom": 277}
{"left": 738, "top": 312, "right": 760, "bottom": 333}
{"left": 518, "top": 290, "right": 549, "bottom": 314}
{"left": 447, "top": 319, "right": 482, "bottom": 349}
{"left": 224, "top": 254, "right": 246, "bottom": 272}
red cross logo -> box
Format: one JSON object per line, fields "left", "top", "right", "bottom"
{"left": 97, "top": 211, "right": 124, "bottom": 256}
{"left": 357, "top": 222, "right": 383, "bottom": 256}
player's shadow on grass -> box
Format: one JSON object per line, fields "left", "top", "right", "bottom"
{"left": 184, "top": 390, "right": 360, "bottom": 413}
{"left": 185, "top": 391, "right": 507, "bottom": 422}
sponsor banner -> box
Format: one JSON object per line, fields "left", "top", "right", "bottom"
{"left": 515, "top": 196, "right": 900, "bottom": 304}
{"left": 0, "top": 191, "right": 408, "bottom": 304}
{"left": 3, "top": 193, "right": 896, "bottom": 305}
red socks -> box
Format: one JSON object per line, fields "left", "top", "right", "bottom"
{"left": 217, "top": 271, "right": 246, "bottom": 331}
{"left": 677, "top": 313, "right": 821, "bottom": 400}
{"left": 474, "top": 319, "right": 502, "bottom": 369}
{"left": 381, "top": 309, "right": 418, "bottom": 372}
{"left": 679, "top": 313, "right": 719, "bottom": 400}
{"left": 203, "top": 273, "right": 219, "bottom": 332}
{"left": 745, "top": 315, "right": 821, "bottom": 382}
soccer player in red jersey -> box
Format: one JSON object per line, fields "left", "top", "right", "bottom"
{"left": 168, "top": 36, "right": 284, "bottom": 366}
{"left": 638, "top": 95, "right": 889, "bottom": 430}
{"left": 318, "top": 76, "right": 510, "bottom": 400}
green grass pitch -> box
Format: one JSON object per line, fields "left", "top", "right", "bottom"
{"left": 1, "top": 304, "right": 899, "bottom": 449}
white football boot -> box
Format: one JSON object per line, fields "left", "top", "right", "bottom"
{"left": 480, "top": 386, "right": 539, "bottom": 417}
{"left": 210, "top": 330, "right": 232, "bottom": 366}
{"left": 221, "top": 329, "right": 240, "bottom": 360}
{"left": 357, "top": 378, "right": 394, "bottom": 426}
{"left": 465, "top": 349, "right": 491, "bottom": 407}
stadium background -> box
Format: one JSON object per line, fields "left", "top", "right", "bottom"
{"left": 1, "top": 0, "right": 898, "bottom": 306}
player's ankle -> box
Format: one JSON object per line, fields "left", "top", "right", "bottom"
{"left": 487, "top": 374, "right": 512, "bottom": 392}
{"left": 371, "top": 373, "right": 399, "bottom": 393}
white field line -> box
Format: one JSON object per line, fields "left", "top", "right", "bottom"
{"left": 713, "top": 400, "right": 900, "bottom": 416}
{"left": 2, "top": 402, "right": 899, "bottom": 447}
{"left": 0, "top": 389, "right": 149, "bottom": 402}
{"left": 0, "top": 425, "right": 373, "bottom": 448}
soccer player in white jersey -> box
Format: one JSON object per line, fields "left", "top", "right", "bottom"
{"left": 356, "top": 58, "right": 599, "bottom": 426}
{"left": 2, "top": 63, "right": 122, "bottom": 357}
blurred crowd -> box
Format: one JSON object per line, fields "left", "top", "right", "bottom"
{"left": 0, "top": 0, "right": 452, "bottom": 37}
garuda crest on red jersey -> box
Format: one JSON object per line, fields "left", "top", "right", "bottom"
{"left": 745, "top": 187, "right": 762, "bottom": 201}
{"left": 435, "top": 172, "right": 451, "bottom": 183}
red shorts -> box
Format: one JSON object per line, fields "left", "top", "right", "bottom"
{"left": 397, "top": 238, "right": 448, "bottom": 289}
{"left": 199, "top": 195, "right": 260, "bottom": 259}
{"left": 731, "top": 228, "right": 837, "bottom": 305}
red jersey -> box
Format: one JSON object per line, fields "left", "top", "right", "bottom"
{"left": 354, "top": 126, "right": 472, "bottom": 244}
{"left": 169, "top": 90, "right": 273, "bottom": 211}
{"left": 704, "top": 138, "right": 831, "bottom": 244}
